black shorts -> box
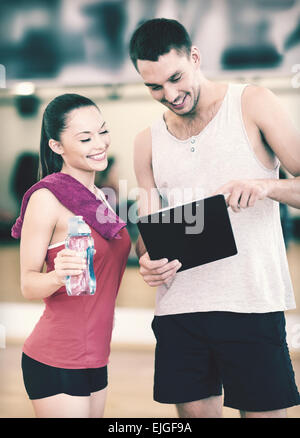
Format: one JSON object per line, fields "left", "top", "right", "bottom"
{"left": 152, "top": 311, "right": 300, "bottom": 412}
{"left": 21, "top": 353, "right": 108, "bottom": 400}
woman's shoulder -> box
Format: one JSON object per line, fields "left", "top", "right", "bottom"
{"left": 25, "top": 187, "right": 61, "bottom": 222}
{"left": 28, "top": 187, "right": 60, "bottom": 206}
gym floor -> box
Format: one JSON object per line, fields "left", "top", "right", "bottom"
{"left": 1, "top": 241, "right": 300, "bottom": 418}
{"left": 1, "top": 343, "right": 300, "bottom": 418}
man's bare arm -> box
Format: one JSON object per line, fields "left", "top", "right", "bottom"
{"left": 254, "top": 86, "right": 300, "bottom": 208}
{"left": 133, "top": 127, "right": 182, "bottom": 286}
{"left": 214, "top": 86, "right": 300, "bottom": 210}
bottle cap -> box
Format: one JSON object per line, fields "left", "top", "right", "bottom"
{"left": 68, "top": 216, "right": 82, "bottom": 235}
{"left": 68, "top": 216, "right": 91, "bottom": 235}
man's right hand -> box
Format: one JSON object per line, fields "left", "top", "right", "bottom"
{"left": 139, "top": 252, "right": 182, "bottom": 287}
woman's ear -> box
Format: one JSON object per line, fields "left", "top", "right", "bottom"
{"left": 48, "top": 139, "right": 64, "bottom": 155}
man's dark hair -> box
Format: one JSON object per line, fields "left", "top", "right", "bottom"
{"left": 129, "top": 18, "right": 192, "bottom": 71}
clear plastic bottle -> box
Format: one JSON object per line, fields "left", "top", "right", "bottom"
{"left": 65, "top": 216, "right": 96, "bottom": 296}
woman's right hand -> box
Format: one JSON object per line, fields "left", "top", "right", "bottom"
{"left": 53, "top": 248, "right": 87, "bottom": 285}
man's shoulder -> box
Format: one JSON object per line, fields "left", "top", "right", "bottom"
{"left": 134, "top": 126, "right": 152, "bottom": 145}
{"left": 134, "top": 114, "right": 165, "bottom": 141}
{"left": 240, "top": 84, "right": 277, "bottom": 122}
{"left": 133, "top": 127, "right": 152, "bottom": 167}
{"left": 241, "top": 83, "right": 274, "bottom": 104}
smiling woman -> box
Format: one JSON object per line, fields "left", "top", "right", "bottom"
{"left": 10, "top": 93, "right": 131, "bottom": 418}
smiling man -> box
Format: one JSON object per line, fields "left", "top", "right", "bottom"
{"left": 129, "top": 18, "right": 300, "bottom": 418}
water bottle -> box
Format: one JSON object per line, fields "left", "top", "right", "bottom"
{"left": 65, "top": 216, "right": 96, "bottom": 296}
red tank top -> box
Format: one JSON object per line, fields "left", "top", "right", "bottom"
{"left": 23, "top": 226, "right": 131, "bottom": 369}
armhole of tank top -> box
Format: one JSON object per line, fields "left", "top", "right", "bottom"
{"left": 238, "top": 84, "right": 280, "bottom": 173}
{"left": 151, "top": 117, "right": 166, "bottom": 157}
{"left": 48, "top": 241, "right": 65, "bottom": 249}
{"left": 150, "top": 122, "right": 165, "bottom": 203}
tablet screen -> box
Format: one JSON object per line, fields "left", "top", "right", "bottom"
{"left": 137, "top": 194, "right": 238, "bottom": 272}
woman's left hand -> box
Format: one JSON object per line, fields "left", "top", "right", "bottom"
{"left": 212, "top": 179, "right": 273, "bottom": 213}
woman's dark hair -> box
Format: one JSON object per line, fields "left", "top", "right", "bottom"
{"left": 39, "top": 93, "right": 98, "bottom": 179}
{"left": 129, "top": 18, "right": 192, "bottom": 71}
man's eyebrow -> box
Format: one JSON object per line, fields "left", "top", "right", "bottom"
{"left": 144, "top": 82, "right": 159, "bottom": 88}
{"left": 144, "top": 71, "right": 182, "bottom": 87}
{"left": 75, "top": 121, "right": 106, "bottom": 136}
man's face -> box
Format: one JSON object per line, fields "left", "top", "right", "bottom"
{"left": 137, "top": 48, "right": 201, "bottom": 115}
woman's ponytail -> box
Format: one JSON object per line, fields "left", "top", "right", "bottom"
{"left": 39, "top": 117, "right": 63, "bottom": 179}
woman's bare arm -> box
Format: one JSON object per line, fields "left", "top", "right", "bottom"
{"left": 20, "top": 188, "right": 85, "bottom": 300}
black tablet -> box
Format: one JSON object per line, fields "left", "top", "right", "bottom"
{"left": 137, "top": 194, "right": 238, "bottom": 272}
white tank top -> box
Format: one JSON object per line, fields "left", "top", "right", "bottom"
{"left": 151, "top": 83, "right": 296, "bottom": 315}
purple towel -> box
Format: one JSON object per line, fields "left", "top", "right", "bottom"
{"left": 11, "top": 172, "right": 126, "bottom": 240}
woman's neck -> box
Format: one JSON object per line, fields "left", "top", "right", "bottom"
{"left": 60, "top": 166, "right": 95, "bottom": 192}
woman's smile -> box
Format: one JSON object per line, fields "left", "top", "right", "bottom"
{"left": 86, "top": 150, "right": 107, "bottom": 161}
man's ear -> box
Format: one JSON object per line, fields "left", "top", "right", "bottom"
{"left": 190, "top": 46, "right": 201, "bottom": 68}
{"left": 48, "top": 139, "right": 64, "bottom": 155}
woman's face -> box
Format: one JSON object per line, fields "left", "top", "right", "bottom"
{"left": 56, "top": 105, "right": 110, "bottom": 173}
